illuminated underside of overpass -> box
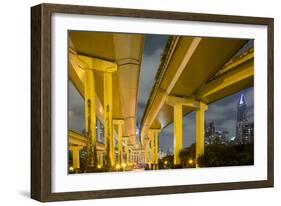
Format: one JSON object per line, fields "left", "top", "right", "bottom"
{"left": 140, "top": 36, "right": 253, "bottom": 167}
{"left": 68, "top": 32, "right": 253, "bottom": 172}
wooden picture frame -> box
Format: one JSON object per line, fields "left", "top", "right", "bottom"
{"left": 31, "top": 3, "right": 274, "bottom": 202}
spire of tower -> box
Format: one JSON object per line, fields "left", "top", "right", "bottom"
{"left": 238, "top": 94, "right": 247, "bottom": 105}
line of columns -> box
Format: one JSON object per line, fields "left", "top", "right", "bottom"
{"left": 79, "top": 55, "right": 118, "bottom": 170}
{"left": 113, "top": 119, "right": 125, "bottom": 167}
{"left": 144, "top": 129, "right": 160, "bottom": 170}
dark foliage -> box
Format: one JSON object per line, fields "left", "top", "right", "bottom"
{"left": 158, "top": 155, "right": 174, "bottom": 169}
{"left": 197, "top": 143, "right": 254, "bottom": 167}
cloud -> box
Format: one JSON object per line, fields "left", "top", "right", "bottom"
{"left": 136, "top": 35, "right": 169, "bottom": 123}
{"left": 68, "top": 81, "right": 85, "bottom": 133}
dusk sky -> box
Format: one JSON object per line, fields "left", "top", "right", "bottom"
{"left": 68, "top": 33, "right": 254, "bottom": 153}
{"left": 136, "top": 34, "right": 168, "bottom": 123}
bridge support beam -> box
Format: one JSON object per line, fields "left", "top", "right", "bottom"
{"left": 103, "top": 72, "right": 115, "bottom": 167}
{"left": 84, "top": 69, "right": 97, "bottom": 170}
{"left": 149, "top": 129, "right": 160, "bottom": 170}
{"left": 97, "top": 151, "right": 103, "bottom": 167}
{"left": 195, "top": 102, "right": 208, "bottom": 167}
{"left": 173, "top": 104, "right": 183, "bottom": 167}
{"left": 69, "top": 145, "right": 83, "bottom": 172}
{"left": 123, "top": 137, "right": 130, "bottom": 167}
{"left": 144, "top": 138, "right": 150, "bottom": 169}
{"left": 113, "top": 119, "right": 125, "bottom": 167}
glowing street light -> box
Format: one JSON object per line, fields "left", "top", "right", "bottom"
{"left": 69, "top": 166, "right": 74, "bottom": 172}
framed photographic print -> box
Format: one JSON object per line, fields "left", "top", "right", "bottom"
{"left": 31, "top": 3, "right": 274, "bottom": 202}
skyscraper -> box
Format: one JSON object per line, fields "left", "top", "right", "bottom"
{"left": 237, "top": 94, "right": 248, "bottom": 122}
{"left": 235, "top": 94, "right": 253, "bottom": 144}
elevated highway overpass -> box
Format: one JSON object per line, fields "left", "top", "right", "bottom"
{"left": 140, "top": 36, "right": 253, "bottom": 167}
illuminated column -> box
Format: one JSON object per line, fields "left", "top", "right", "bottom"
{"left": 154, "top": 131, "right": 159, "bottom": 168}
{"left": 113, "top": 119, "right": 124, "bottom": 166}
{"left": 97, "top": 151, "right": 100, "bottom": 165}
{"left": 133, "top": 151, "right": 135, "bottom": 163}
{"left": 84, "top": 69, "right": 97, "bottom": 169}
{"left": 144, "top": 138, "right": 151, "bottom": 169}
{"left": 144, "top": 138, "right": 150, "bottom": 168}
{"left": 150, "top": 131, "right": 155, "bottom": 168}
{"left": 104, "top": 71, "right": 115, "bottom": 166}
{"left": 195, "top": 102, "right": 208, "bottom": 167}
{"left": 123, "top": 137, "right": 129, "bottom": 166}
{"left": 69, "top": 146, "right": 83, "bottom": 170}
{"left": 149, "top": 129, "right": 160, "bottom": 169}
{"left": 173, "top": 104, "right": 183, "bottom": 166}
{"left": 100, "top": 152, "right": 104, "bottom": 166}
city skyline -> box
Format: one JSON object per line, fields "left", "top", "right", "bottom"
{"left": 158, "top": 87, "right": 254, "bottom": 153}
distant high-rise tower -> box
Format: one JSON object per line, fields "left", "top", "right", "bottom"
{"left": 235, "top": 94, "right": 253, "bottom": 144}
{"left": 237, "top": 94, "right": 248, "bottom": 122}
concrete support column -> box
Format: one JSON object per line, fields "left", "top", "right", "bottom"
{"left": 150, "top": 133, "right": 155, "bottom": 167}
{"left": 173, "top": 104, "right": 183, "bottom": 166}
{"left": 154, "top": 132, "right": 159, "bottom": 168}
{"left": 69, "top": 146, "right": 83, "bottom": 170}
{"left": 104, "top": 72, "right": 114, "bottom": 166}
{"left": 195, "top": 102, "right": 208, "bottom": 167}
{"left": 100, "top": 152, "right": 104, "bottom": 166}
{"left": 149, "top": 129, "right": 160, "bottom": 169}
{"left": 113, "top": 119, "right": 124, "bottom": 166}
{"left": 84, "top": 69, "right": 97, "bottom": 169}
{"left": 123, "top": 137, "right": 129, "bottom": 166}
{"left": 144, "top": 138, "right": 150, "bottom": 168}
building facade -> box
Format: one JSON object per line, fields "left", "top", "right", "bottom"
{"left": 235, "top": 94, "right": 254, "bottom": 144}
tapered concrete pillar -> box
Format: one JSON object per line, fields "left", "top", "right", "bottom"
{"left": 144, "top": 138, "right": 150, "bottom": 166}
{"left": 196, "top": 102, "right": 208, "bottom": 167}
{"left": 149, "top": 129, "right": 160, "bottom": 169}
{"left": 69, "top": 146, "right": 83, "bottom": 171}
{"left": 103, "top": 72, "right": 115, "bottom": 166}
{"left": 123, "top": 137, "right": 130, "bottom": 166}
{"left": 154, "top": 132, "right": 159, "bottom": 168}
{"left": 84, "top": 69, "right": 97, "bottom": 169}
{"left": 150, "top": 132, "right": 155, "bottom": 168}
{"left": 113, "top": 119, "right": 125, "bottom": 166}
{"left": 173, "top": 104, "right": 183, "bottom": 166}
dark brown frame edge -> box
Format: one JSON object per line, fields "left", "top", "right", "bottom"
{"left": 31, "top": 3, "right": 274, "bottom": 202}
